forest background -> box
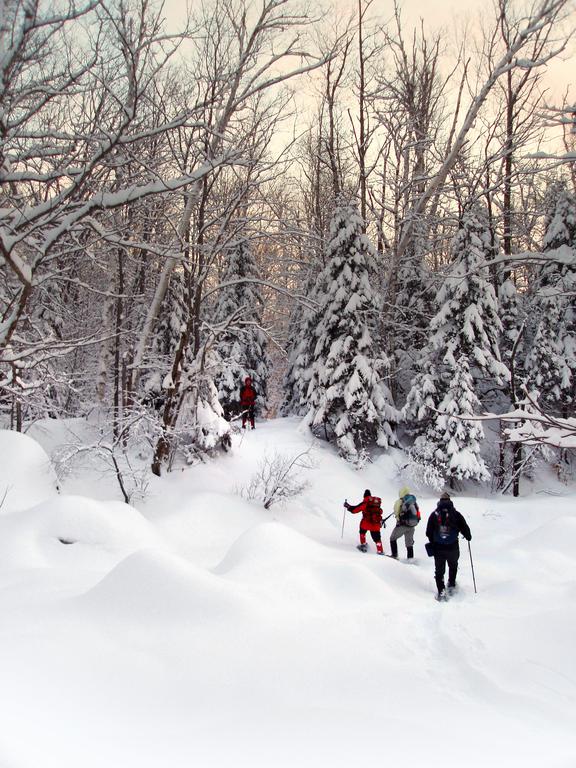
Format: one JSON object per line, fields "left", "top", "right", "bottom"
{"left": 1, "top": 0, "right": 575, "bottom": 495}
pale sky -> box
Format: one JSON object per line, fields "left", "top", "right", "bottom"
{"left": 366, "top": 0, "right": 573, "bottom": 97}
{"left": 375, "top": 0, "right": 486, "bottom": 25}
{"left": 163, "top": 0, "right": 574, "bottom": 99}
{"left": 332, "top": 0, "right": 574, "bottom": 101}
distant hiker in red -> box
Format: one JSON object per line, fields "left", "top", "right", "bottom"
{"left": 239, "top": 376, "right": 257, "bottom": 429}
{"left": 344, "top": 489, "right": 384, "bottom": 555}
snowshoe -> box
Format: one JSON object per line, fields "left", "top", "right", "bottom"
{"left": 435, "top": 592, "right": 449, "bottom": 602}
{"left": 356, "top": 544, "right": 368, "bottom": 553}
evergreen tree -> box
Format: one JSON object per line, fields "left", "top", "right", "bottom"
{"left": 404, "top": 206, "right": 509, "bottom": 484}
{"left": 498, "top": 276, "right": 522, "bottom": 370}
{"left": 422, "top": 356, "right": 489, "bottom": 482}
{"left": 213, "top": 238, "right": 270, "bottom": 418}
{"left": 542, "top": 184, "right": 576, "bottom": 253}
{"left": 176, "top": 350, "right": 232, "bottom": 456}
{"left": 143, "top": 269, "right": 187, "bottom": 405}
{"left": 525, "top": 290, "right": 566, "bottom": 407}
{"left": 402, "top": 361, "right": 440, "bottom": 429}
{"left": 392, "top": 221, "right": 435, "bottom": 402}
{"left": 526, "top": 184, "right": 576, "bottom": 416}
{"left": 281, "top": 263, "right": 323, "bottom": 416}
{"left": 431, "top": 208, "right": 508, "bottom": 384}
{"left": 305, "top": 199, "right": 397, "bottom": 463}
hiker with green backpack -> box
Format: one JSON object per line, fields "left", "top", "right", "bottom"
{"left": 389, "top": 486, "right": 421, "bottom": 560}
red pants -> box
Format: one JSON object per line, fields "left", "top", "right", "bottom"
{"left": 359, "top": 526, "right": 383, "bottom": 553}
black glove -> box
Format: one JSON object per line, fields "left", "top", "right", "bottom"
{"left": 344, "top": 502, "right": 351, "bottom": 511}
{"left": 466, "top": 534, "right": 472, "bottom": 542}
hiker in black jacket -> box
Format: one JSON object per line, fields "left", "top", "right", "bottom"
{"left": 426, "top": 492, "right": 472, "bottom": 600}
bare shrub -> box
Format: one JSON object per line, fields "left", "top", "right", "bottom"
{"left": 53, "top": 441, "right": 149, "bottom": 505}
{"left": 240, "top": 449, "right": 316, "bottom": 509}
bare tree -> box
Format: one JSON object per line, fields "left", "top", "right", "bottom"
{"left": 384, "top": 0, "right": 572, "bottom": 311}
{"left": 129, "top": 0, "right": 330, "bottom": 397}
{"left": 0, "top": 0, "right": 215, "bottom": 423}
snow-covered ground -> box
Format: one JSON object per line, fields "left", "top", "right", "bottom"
{"left": 0, "top": 418, "right": 575, "bottom": 768}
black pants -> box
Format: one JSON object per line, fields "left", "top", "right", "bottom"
{"left": 433, "top": 545, "right": 460, "bottom": 593}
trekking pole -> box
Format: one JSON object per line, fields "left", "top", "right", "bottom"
{"left": 341, "top": 500, "right": 348, "bottom": 538}
{"left": 468, "top": 540, "right": 478, "bottom": 594}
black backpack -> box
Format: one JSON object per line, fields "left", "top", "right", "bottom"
{"left": 434, "top": 508, "right": 459, "bottom": 545}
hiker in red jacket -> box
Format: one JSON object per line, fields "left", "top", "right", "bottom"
{"left": 344, "top": 489, "right": 384, "bottom": 555}
{"left": 239, "top": 376, "right": 257, "bottom": 429}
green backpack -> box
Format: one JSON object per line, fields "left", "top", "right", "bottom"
{"left": 399, "top": 494, "right": 420, "bottom": 527}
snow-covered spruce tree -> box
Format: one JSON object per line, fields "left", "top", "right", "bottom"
{"left": 391, "top": 218, "right": 435, "bottom": 402}
{"left": 305, "top": 199, "right": 397, "bottom": 463}
{"left": 142, "top": 268, "right": 187, "bottom": 409}
{"left": 427, "top": 356, "right": 489, "bottom": 482}
{"left": 281, "top": 263, "right": 324, "bottom": 416}
{"left": 495, "top": 270, "right": 528, "bottom": 492}
{"left": 212, "top": 238, "right": 270, "bottom": 419}
{"left": 151, "top": 334, "right": 232, "bottom": 475}
{"left": 173, "top": 350, "right": 231, "bottom": 460}
{"left": 498, "top": 275, "right": 523, "bottom": 371}
{"left": 525, "top": 184, "right": 576, "bottom": 416}
{"left": 402, "top": 360, "right": 440, "bottom": 434}
{"left": 542, "top": 183, "right": 576, "bottom": 254}
{"left": 404, "top": 206, "right": 509, "bottom": 484}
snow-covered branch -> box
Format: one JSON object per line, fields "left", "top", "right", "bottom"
{"left": 484, "top": 400, "right": 576, "bottom": 450}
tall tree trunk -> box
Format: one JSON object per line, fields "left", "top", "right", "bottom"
{"left": 113, "top": 252, "right": 125, "bottom": 439}
{"left": 357, "top": 0, "right": 367, "bottom": 227}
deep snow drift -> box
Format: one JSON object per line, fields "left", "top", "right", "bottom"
{"left": 0, "top": 420, "right": 574, "bottom": 768}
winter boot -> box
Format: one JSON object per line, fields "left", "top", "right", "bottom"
{"left": 390, "top": 540, "right": 398, "bottom": 559}
{"left": 357, "top": 543, "right": 368, "bottom": 553}
{"left": 406, "top": 546, "right": 414, "bottom": 559}
{"left": 376, "top": 542, "right": 384, "bottom": 555}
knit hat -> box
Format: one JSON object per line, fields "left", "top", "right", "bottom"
{"left": 440, "top": 492, "right": 451, "bottom": 500}
{"left": 363, "top": 489, "right": 371, "bottom": 497}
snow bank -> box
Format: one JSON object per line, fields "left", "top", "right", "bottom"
{"left": 147, "top": 490, "right": 268, "bottom": 567}
{"left": 0, "top": 429, "right": 58, "bottom": 514}
{"left": 76, "top": 548, "right": 255, "bottom": 626}
{"left": 214, "top": 520, "right": 405, "bottom": 610}
{"left": 0, "top": 495, "right": 162, "bottom": 571}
